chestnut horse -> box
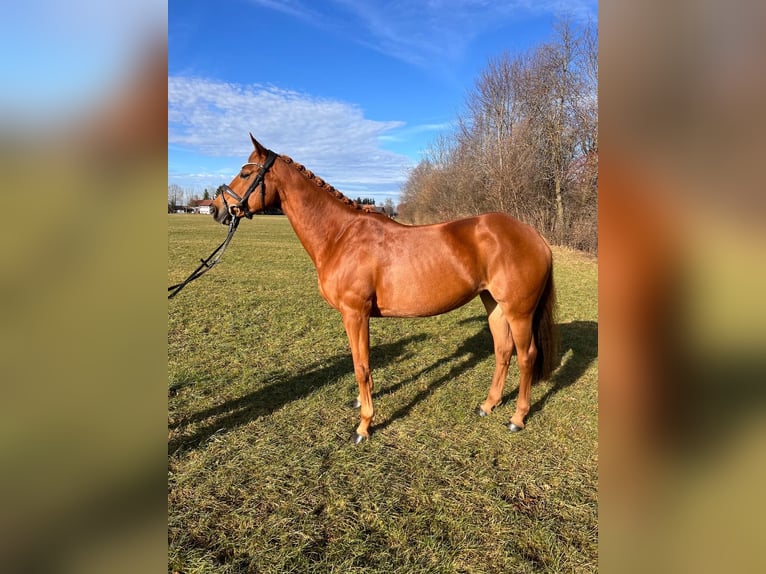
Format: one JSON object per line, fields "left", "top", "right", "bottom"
{"left": 211, "top": 135, "right": 558, "bottom": 443}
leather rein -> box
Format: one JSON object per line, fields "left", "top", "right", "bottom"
{"left": 167, "top": 150, "right": 278, "bottom": 299}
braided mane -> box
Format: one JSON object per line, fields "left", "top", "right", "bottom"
{"left": 280, "top": 155, "right": 373, "bottom": 212}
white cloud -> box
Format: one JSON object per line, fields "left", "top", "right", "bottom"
{"left": 168, "top": 76, "right": 412, "bottom": 191}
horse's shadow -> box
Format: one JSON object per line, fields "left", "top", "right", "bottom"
{"left": 527, "top": 320, "right": 599, "bottom": 418}
{"left": 169, "top": 320, "right": 597, "bottom": 453}
{"left": 374, "top": 318, "right": 598, "bottom": 432}
{"left": 168, "top": 334, "right": 427, "bottom": 455}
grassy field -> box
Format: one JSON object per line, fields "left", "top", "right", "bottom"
{"left": 168, "top": 214, "right": 598, "bottom": 573}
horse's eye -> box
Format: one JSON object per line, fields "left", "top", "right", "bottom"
{"left": 240, "top": 171, "right": 251, "bottom": 180}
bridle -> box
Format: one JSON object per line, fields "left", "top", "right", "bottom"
{"left": 219, "top": 149, "right": 278, "bottom": 219}
{"left": 167, "top": 149, "right": 278, "bottom": 299}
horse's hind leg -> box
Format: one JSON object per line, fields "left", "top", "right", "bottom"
{"left": 506, "top": 315, "right": 537, "bottom": 431}
{"left": 476, "top": 292, "right": 515, "bottom": 417}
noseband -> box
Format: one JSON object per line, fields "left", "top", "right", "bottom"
{"left": 219, "top": 149, "right": 278, "bottom": 219}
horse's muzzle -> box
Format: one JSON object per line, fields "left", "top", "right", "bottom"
{"left": 210, "top": 204, "right": 231, "bottom": 225}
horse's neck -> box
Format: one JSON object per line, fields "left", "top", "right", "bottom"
{"left": 277, "top": 167, "right": 356, "bottom": 269}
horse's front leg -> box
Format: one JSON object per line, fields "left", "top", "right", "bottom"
{"left": 342, "top": 310, "right": 374, "bottom": 444}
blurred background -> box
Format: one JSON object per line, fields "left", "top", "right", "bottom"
{"left": 600, "top": 0, "right": 766, "bottom": 571}
{"left": 1, "top": 0, "right": 765, "bottom": 572}
{"left": 0, "top": 1, "right": 167, "bottom": 573}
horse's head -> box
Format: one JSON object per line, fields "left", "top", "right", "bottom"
{"left": 210, "top": 134, "right": 279, "bottom": 225}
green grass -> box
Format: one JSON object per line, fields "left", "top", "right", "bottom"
{"left": 168, "top": 214, "right": 598, "bottom": 573}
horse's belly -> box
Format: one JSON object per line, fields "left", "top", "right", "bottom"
{"left": 375, "top": 269, "right": 480, "bottom": 318}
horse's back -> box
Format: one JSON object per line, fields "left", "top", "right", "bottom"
{"left": 433, "top": 212, "right": 550, "bottom": 272}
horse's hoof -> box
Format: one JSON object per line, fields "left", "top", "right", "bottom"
{"left": 475, "top": 405, "right": 488, "bottom": 417}
{"left": 349, "top": 398, "right": 362, "bottom": 409}
{"left": 507, "top": 422, "right": 524, "bottom": 433}
{"left": 351, "top": 431, "right": 368, "bottom": 444}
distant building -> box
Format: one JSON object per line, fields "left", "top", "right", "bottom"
{"left": 191, "top": 199, "right": 215, "bottom": 214}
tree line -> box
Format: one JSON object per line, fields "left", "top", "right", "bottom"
{"left": 398, "top": 20, "right": 598, "bottom": 253}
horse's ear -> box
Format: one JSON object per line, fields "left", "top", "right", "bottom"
{"left": 249, "top": 132, "right": 266, "bottom": 154}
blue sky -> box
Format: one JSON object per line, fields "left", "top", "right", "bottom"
{"left": 169, "top": 0, "right": 597, "bottom": 203}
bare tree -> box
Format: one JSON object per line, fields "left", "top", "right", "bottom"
{"left": 518, "top": 19, "right": 584, "bottom": 240}
{"left": 400, "top": 18, "right": 598, "bottom": 253}
{"left": 168, "top": 184, "right": 183, "bottom": 211}
{"left": 382, "top": 198, "right": 396, "bottom": 216}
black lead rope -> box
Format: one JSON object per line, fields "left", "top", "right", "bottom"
{"left": 168, "top": 149, "right": 278, "bottom": 299}
{"left": 167, "top": 215, "right": 241, "bottom": 299}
